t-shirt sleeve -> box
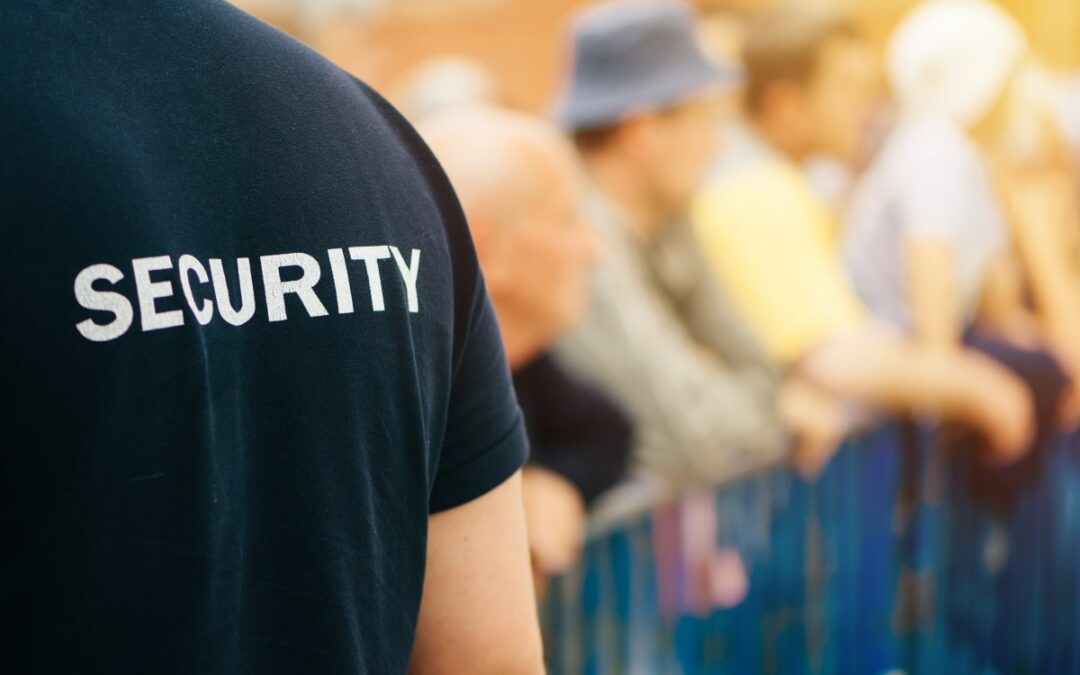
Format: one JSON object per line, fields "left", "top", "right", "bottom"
{"left": 892, "top": 121, "right": 977, "bottom": 242}
{"left": 693, "top": 162, "right": 866, "bottom": 364}
{"left": 354, "top": 79, "right": 529, "bottom": 513}
{"left": 429, "top": 265, "right": 529, "bottom": 514}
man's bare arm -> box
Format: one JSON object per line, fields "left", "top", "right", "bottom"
{"left": 409, "top": 471, "right": 545, "bottom": 675}
{"left": 905, "top": 238, "right": 963, "bottom": 349}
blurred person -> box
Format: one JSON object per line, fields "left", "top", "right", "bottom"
{"left": 846, "top": 0, "right": 1026, "bottom": 341}
{"left": 2, "top": 3, "right": 543, "bottom": 674}
{"left": 1057, "top": 73, "right": 1080, "bottom": 168}
{"left": 421, "top": 106, "right": 632, "bottom": 587}
{"left": 692, "top": 6, "right": 1034, "bottom": 468}
{"left": 988, "top": 65, "right": 1080, "bottom": 403}
{"left": 842, "top": 0, "right": 1070, "bottom": 468}
{"left": 695, "top": 7, "right": 873, "bottom": 367}
{"left": 551, "top": 0, "right": 798, "bottom": 486}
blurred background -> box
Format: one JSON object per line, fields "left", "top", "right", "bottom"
{"left": 226, "top": 1, "right": 1080, "bottom": 672}
{"left": 229, "top": 0, "right": 1080, "bottom": 113}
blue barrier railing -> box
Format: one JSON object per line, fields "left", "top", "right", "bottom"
{"left": 542, "top": 425, "right": 1080, "bottom": 674}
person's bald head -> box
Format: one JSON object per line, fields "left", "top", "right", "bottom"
{"left": 421, "top": 106, "right": 599, "bottom": 367}
{"left": 421, "top": 106, "right": 580, "bottom": 230}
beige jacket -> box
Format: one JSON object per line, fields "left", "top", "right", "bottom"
{"left": 556, "top": 191, "right": 787, "bottom": 485}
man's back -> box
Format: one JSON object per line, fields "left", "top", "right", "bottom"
{"left": 1, "top": 2, "right": 527, "bottom": 672}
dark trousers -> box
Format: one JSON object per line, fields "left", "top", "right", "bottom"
{"left": 962, "top": 330, "right": 1072, "bottom": 511}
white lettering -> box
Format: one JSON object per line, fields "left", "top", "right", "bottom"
{"left": 260, "top": 253, "right": 329, "bottom": 322}
{"left": 209, "top": 258, "right": 257, "bottom": 327}
{"left": 178, "top": 254, "right": 214, "bottom": 325}
{"left": 327, "top": 248, "right": 355, "bottom": 315}
{"left": 74, "top": 243, "right": 421, "bottom": 341}
{"left": 349, "top": 245, "right": 391, "bottom": 312}
{"left": 389, "top": 246, "right": 421, "bottom": 314}
{"left": 74, "top": 264, "right": 134, "bottom": 342}
{"left": 132, "top": 256, "right": 184, "bottom": 332}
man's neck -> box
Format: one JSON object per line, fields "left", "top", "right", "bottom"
{"left": 583, "top": 152, "right": 664, "bottom": 240}
{"left": 489, "top": 298, "right": 547, "bottom": 371}
{"left": 503, "top": 332, "right": 544, "bottom": 371}
{"left": 750, "top": 117, "right": 807, "bottom": 164}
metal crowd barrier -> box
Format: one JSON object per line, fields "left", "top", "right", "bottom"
{"left": 542, "top": 425, "right": 1080, "bottom": 674}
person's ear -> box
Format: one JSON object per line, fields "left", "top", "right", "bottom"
{"left": 466, "top": 207, "right": 504, "bottom": 270}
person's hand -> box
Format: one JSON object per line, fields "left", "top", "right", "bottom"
{"left": 521, "top": 466, "right": 587, "bottom": 595}
{"left": 777, "top": 377, "right": 850, "bottom": 479}
{"left": 964, "top": 359, "right": 1037, "bottom": 465}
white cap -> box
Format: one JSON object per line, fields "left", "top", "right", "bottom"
{"left": 888, "top": 0, "right": 1027, "bottom": 127}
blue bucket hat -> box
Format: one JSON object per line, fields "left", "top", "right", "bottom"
{"left": 553, "top": 0, "right": 740, "bottom": 131}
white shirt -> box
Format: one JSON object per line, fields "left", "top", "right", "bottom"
{"left": 842, "top": 114, "right": 1007, "bottom": 332}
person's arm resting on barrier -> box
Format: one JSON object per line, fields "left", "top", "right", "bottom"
{"left": 896, "top": 165, "right": 1035, "bottom": 457}
{"left": 558, "top": 251, "right": 785, "bottom": 483}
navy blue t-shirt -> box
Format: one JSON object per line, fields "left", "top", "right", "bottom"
{"left": 0, "top": 2, "right": 527, "bottom": 673}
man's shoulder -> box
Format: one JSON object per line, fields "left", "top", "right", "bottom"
{"left": 704, "top": 157, "right": 812, "bottom": 203}
{"left": 214, "top": 3, "right": 421, "bottom": 152}
{"left": 701, "top": 124, "right": 816, "bottom": 205}
{"left": 0, "top": 1, "right": 397, "bottom": 132}
{"left": 695, "top": 157, "right": 826, "bottom": 237}
{"left": 885, "top": 114, "right": 980, "bottom": 172}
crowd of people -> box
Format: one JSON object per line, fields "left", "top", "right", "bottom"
{"left": 398, "top": 0, "right": 1080, "bottom": 582}
{"left": 6, "top": 0, "right": 1080, "bottom": 671}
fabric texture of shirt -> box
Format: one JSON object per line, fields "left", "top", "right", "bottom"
{"left": 513, "top": 352, "right": 633, "bottom": 505}
{"left": 692, "top": 128, "right": 866, "bottom": 365}
{"left": 555, "top": 190, "right": 786, "bottom": 486}
{"left": 1, "top": 2, "right": 526, "bottom": 673}
{"left": 843, "top": 114, "right": 1008, "bottom": 332}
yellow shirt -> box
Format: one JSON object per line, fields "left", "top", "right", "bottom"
{"left": 692, "top": 158, "right": 865, "bottom": 365}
